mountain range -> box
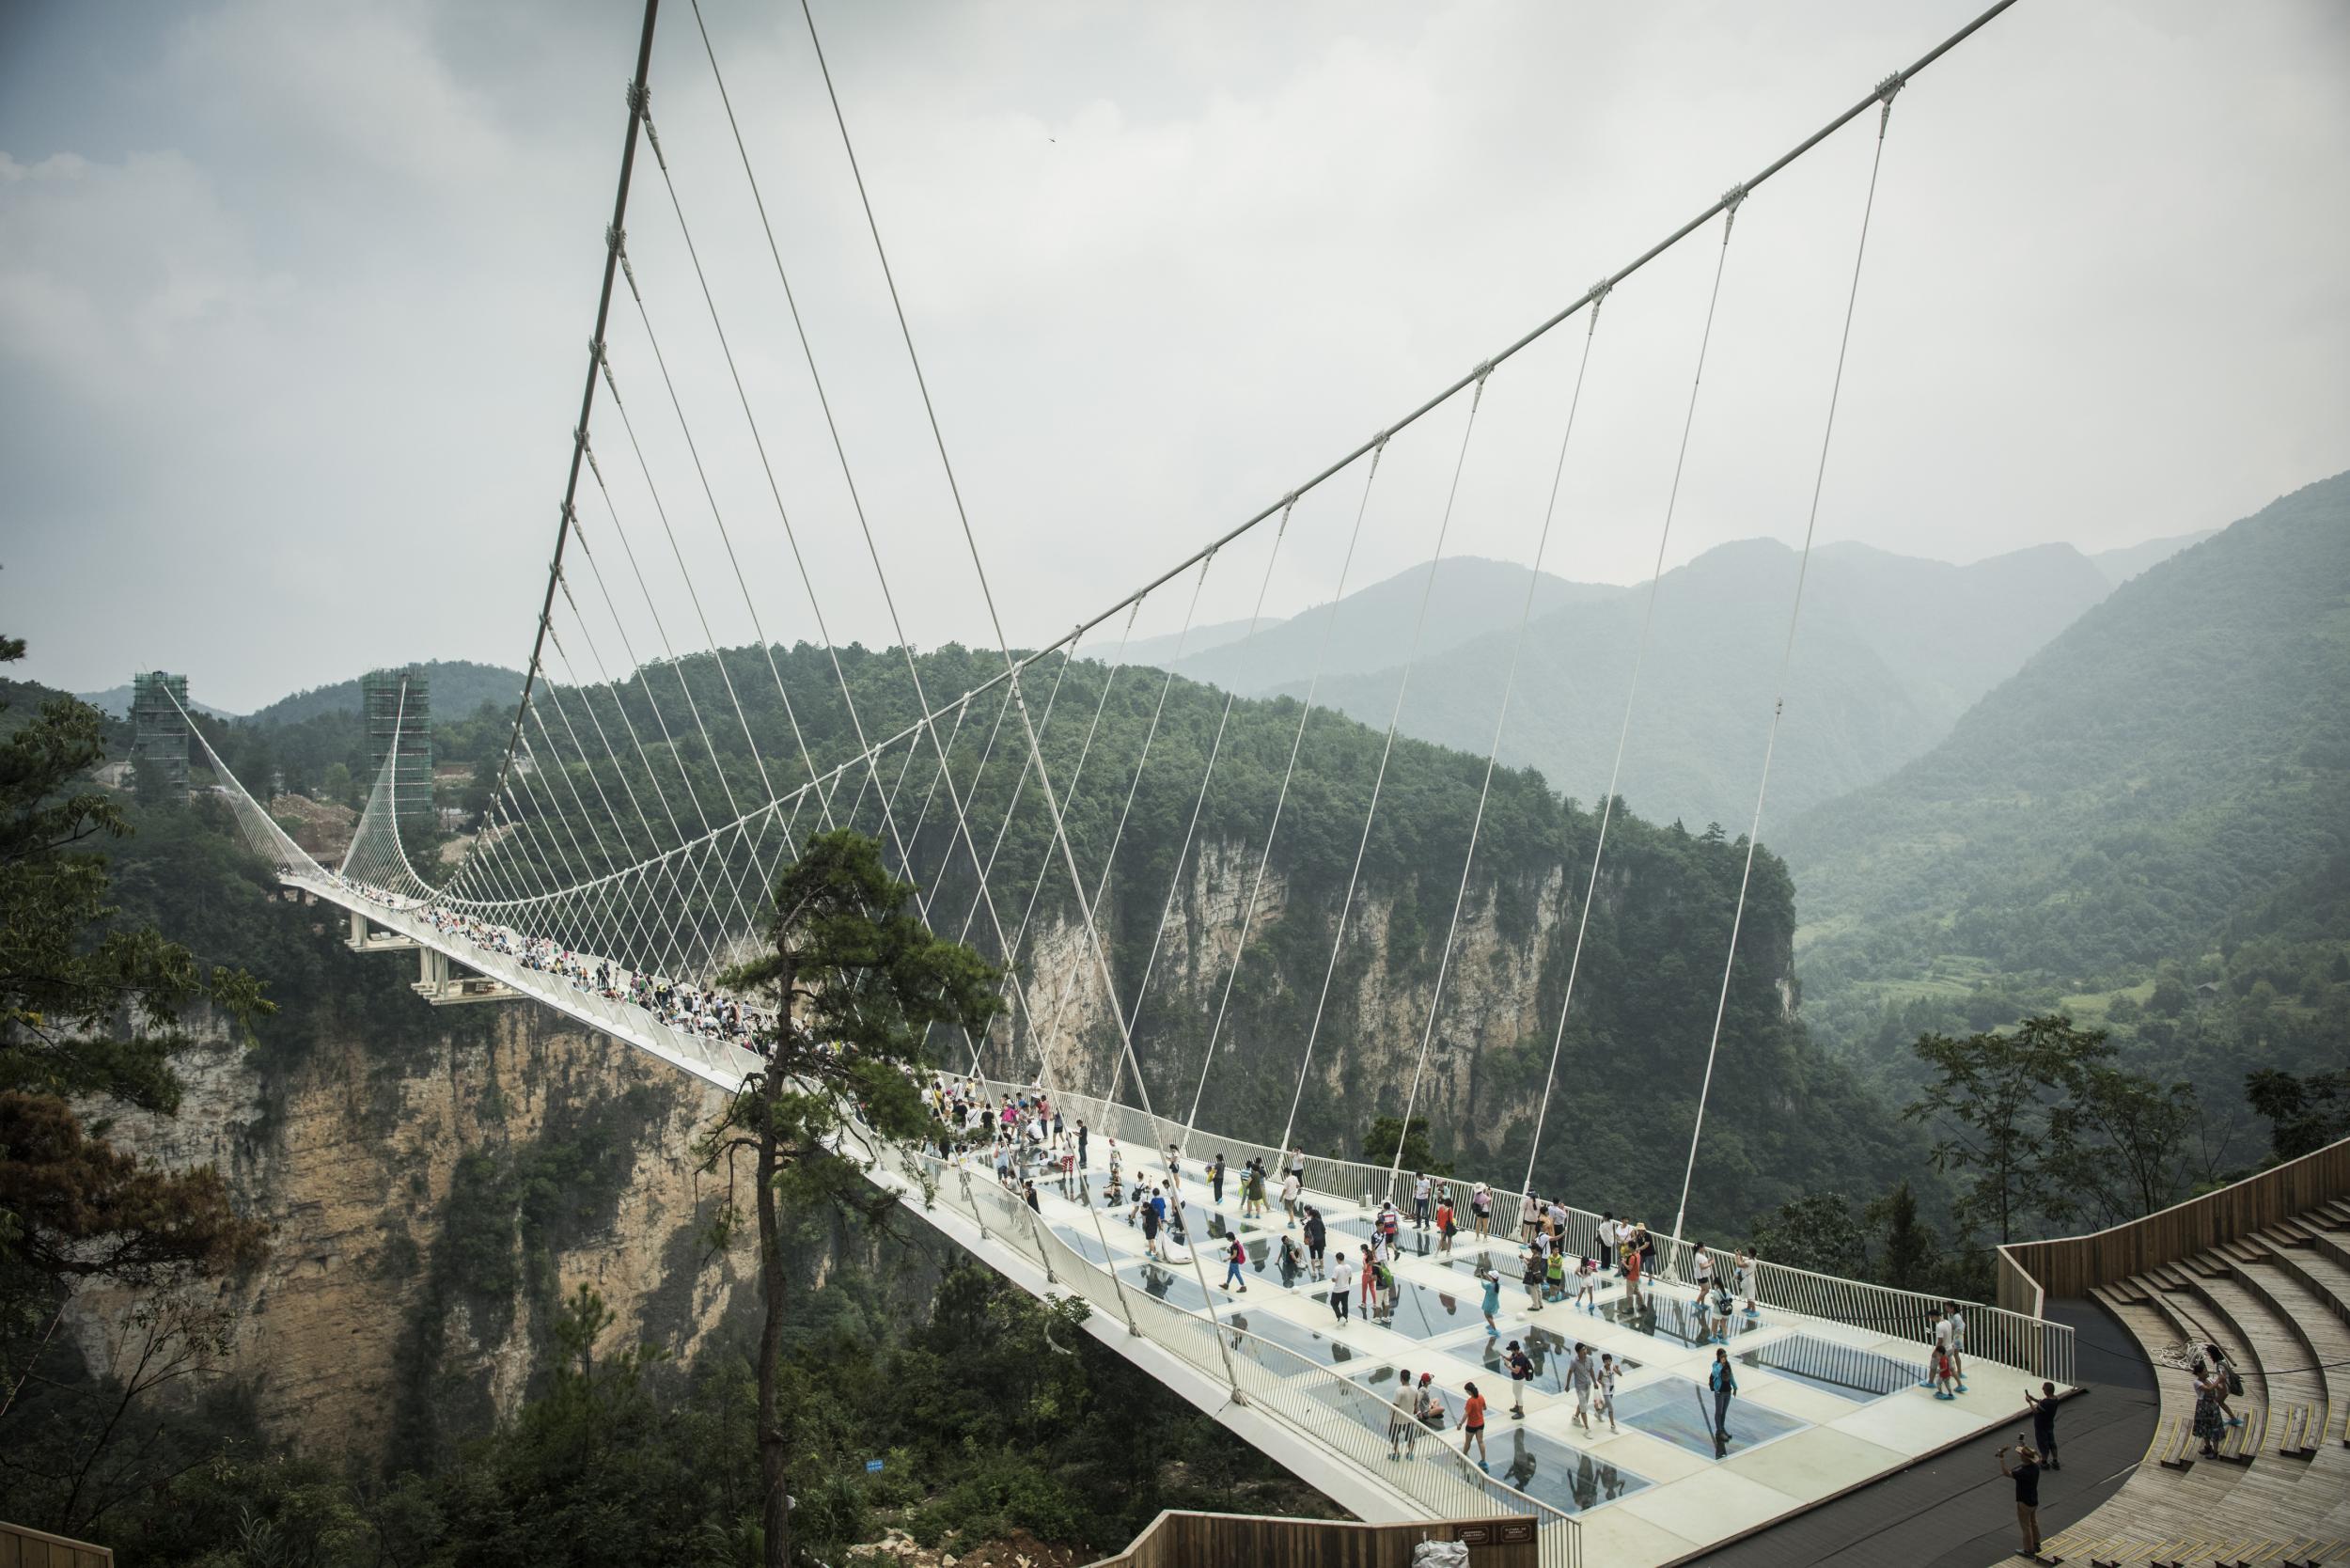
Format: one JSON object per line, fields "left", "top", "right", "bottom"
{"left": 1779, "top": 472, "right": 2349, "bottom": 1024}
{"left": 1124, "top": 532, "right": 2205, "bottom": 829}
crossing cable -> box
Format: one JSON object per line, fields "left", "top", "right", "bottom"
{"left": 546, "top": 551, "right": 726, "bottom": 969}
{"left": 624, "top": 95, "right": 845, "bottom": 839}
{"left": 1519, "top": 204, "right": 1747, "bottom": 1203}
{"left": 1279, "top": 375, "right": 1493, "bottom": 1155}
{"left": 526, "top": 687, "right": 682, "bottom": 968}
{"left": 936, "top": 650, "right": 1074, "bottom": 1074}
{"left": 1119, "top": 502, "right": 1296, "bottom": 1087}
{"left": 795, "top": 0, "right": 1247, "bottom": 1380}
{"left": 986, "top": 600, "right": 1144, "bottom": 1084}
{"left": 486, "top": 0, "right": 660, "bottom": 821}
{"left": 1190, "top": 436, "right": 1386, "bottom": 1157}
{"left": 666, "top": 11, "right": 1045, "bottom": 1050}
{"left": 632, "top": 45, "right": 939, "bottom": 914}
{"left": 1387, "top": 291, "right": 1610, "bottom": 1200}
{"left": 464, "top": 0, "right": 2019, "bottom": 955}
{"left": 1673, "top": 77, "right": 1905, "bottom": 1245}
{"left": 538, "top": 623, "right": 701, "bottom": 971}
{"left": 1092, "top": 555, "right": 1215, "bottom": 1107}
{"left": 518, "top": 712, "right": 627, "bottom": 954}
{"left": 572, "top": 414, "right": 768, "bottom": 951}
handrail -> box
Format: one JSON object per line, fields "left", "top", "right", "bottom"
{"left": 977, "top": 1074, "right": 2076, "bottom": 1382}
{"left": 1997, "top": 1135, "right": 2350, "bottom": 1310}
{"left": 881, "top": 1140, "right": 1582, "bottom": 1567}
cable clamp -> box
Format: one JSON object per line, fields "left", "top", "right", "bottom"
{"left": 1875, "top": 71, "right": 1904, "bottom": 132}
{"left": 1721, "top": 183, "right": 1748, "bottom": 215}
{"left": 626, "top": 82, "right": 650, "bottom": 118}
{"left": 1472, "top": 359, "right": 1494, "bottom": 385}
{"left": 605, "top": 224, "right": 626, "bottom": 257}
{"left": 1371, "top": 429, "right": 1390, "bottom": 452}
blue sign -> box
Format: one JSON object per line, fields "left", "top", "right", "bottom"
{"left": 865, "top": 1459, "right": 885, "bottom": 1474}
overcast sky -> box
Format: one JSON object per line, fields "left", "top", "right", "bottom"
{"left": 4, "top": 0, "right": 2345, "bottom": 713}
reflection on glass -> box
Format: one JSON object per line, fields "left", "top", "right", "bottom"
{"left": 1735, "top": 1334, "right": 1924, "bottom": 1401}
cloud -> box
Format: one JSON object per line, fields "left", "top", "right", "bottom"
{"left": 2, "top": 0, "right": 2346, "bottom": 712}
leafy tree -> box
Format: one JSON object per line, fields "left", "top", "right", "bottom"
{"left": 1904, "top": 1015, "right": 2112, "bottom": 1243}
{"left": 0, "top": 636, "right": 269, "bottom": 1530}
{"left": 1866, "top": 1180, "right": 1943, "bottom": 1294}
{"left": 2047, "top": 1068, "right": 2197, "bottom": 1225}
{"left": 1360, "top": 1115, "right": 1452, "bottom": 1178}
{"left": 2246, "top": 1068, "right": 2350, "bottom": 1163}
{"left": 708, "top": 828, "right": 1001, "bottom": 1568}
{"left": 1748, "top": 1192, "right": 1868, "bottom": 1278}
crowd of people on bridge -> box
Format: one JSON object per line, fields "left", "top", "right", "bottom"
{"left": 344, "top": 882, "right": 773, "bottom": 1058}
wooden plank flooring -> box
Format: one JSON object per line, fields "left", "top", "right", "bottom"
{"left": 2040, "top": 1214, "right": 2350, "bottom": 1567}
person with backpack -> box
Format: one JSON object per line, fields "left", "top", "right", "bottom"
{"left": 1708, "top": 1347, "right": 1738, "bottom": 1448}
{"left": 1709, "top": 1280, "right": 1735, "bottom": 1344}
{"left": 1435, "top": 1193, "right": 1456, "bottom": 1255}
{"left": 1372, "top": 1254, "right": 1398, "bottom": 1319}
{"left": 1506, "top": 1341, "right": 1535, "bottom": 1419}
{"left": 1303, "top": 1206, "right": 1327, "bottom": 1278}
{"left": 1471, "top": 1183, "right": 1493, "bottom": 1239}
{"left": 1521, "top": 1247, "right": 1546, "bottom": 1312}
{"left": 1222, "top": 1232, "right": 1250, "bottom": 1294}
{"left": 1544, "top": 1248, "right": 1567, "bottom": 1303}
{"left": 1139, "top": 1189, "right": 1162, "bottom": 1261}
{"left": 1210, "top": 1152, "right": 1226, "bottom": 1204}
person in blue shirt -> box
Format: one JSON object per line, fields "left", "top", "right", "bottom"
{"left": 1479, "top": 1265, "right": 1503, "bottom": 1337}
{"left": 1708, "top": 1347, "right": 1738, "bottom": 1448}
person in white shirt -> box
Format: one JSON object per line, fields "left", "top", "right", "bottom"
{"left": 1922, "top": 1311, "right": 1952, "bottom": 1388}
{"left": 1281, "top": 1170, "right": 1303, "bottom": 1230}
{"left": 1414, "top": 1172, "right": 1434, "bottom": 1230}
{"left": 1943, "top": 1300, "right": 1969, "bottom": 1391}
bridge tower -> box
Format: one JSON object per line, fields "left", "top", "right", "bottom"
{"left": 360, "top": 666, "right": 433, "bottom": 820}
{"left": 128, "top": 670, "right": 191, "bottom": 797}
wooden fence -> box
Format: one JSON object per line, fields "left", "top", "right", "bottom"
{"left": 1084, "top": 1512, "right": 1539, "bottom": 1568}
{"left": 1997, "top": 1135, "right": 2350, "bottom": 1310}
{"left": 0, "top": 1522, "right": 114, "bottom": 1568}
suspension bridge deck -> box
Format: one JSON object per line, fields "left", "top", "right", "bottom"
{"left": 302, "top": 871, "right": 2072, "bottom": 1568}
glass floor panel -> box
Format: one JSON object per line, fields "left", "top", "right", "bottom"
{"left": 1736, "top": 1333, "right": 1925, "bottom": 1402}
{"left": 1451, "top": 1324, "right": 1642, "bottom": 1399}
{"left": 1480, "top": 1423, "right": 1653, "bottom": 1514}
{"left": 1218, "top": 1305, "right": 1371, "bottom": 1370}
{"left": 1307, "top": 1370, "right": 1650, "bottom": 1515}
{"left": 1049, "top": 1224, "right": 1118, "bottom": 1266}
{"left": 1117, "top": 1259, "right": 1221, "bottom": 1311}
{"left": 1370, "top": 1278, "right": 1489, "bottom": 1341}
{"left": 1613, "top": 1375, "right": 1805, "bottom": 1458}
{"left": 1599, "top": 1291, "right": 1764, "bottom": 1348}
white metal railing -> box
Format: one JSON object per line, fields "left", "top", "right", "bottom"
{"left": 970, "top": 1075, "right": 2076, "bottom": 1385}
{"left": 876, "top": 1140, "right": 1581, "bottom": 1568}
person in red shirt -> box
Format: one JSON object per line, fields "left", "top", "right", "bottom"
{"left": 1461, "top": 1381, "right": 1489, "bottom": 1470}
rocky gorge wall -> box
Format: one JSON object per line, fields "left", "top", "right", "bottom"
{"left": 72, "top": 961, "right": 762, "bottom": 1462}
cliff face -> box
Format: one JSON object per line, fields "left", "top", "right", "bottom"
{"left": 982, "top": 814, "right": 1857, "bottom": 1231}
{"left": 75, "top": 990, "right": 758, "bottom": 1459}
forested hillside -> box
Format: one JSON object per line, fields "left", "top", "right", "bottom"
{"left": 1783, "top": 471, "right": 2350, "bottom": 1137}
{"left": 245, "top": 658, "right": 524, "bottom": 727}
{"left": 400, "top": 638, "right": 1917, "bottom": 1234}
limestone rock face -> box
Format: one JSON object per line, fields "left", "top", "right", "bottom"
{"left": 73, "top": 1000, "right": 756, "bottom": 1455}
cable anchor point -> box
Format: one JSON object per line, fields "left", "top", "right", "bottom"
{"left": 1874, "top": 71, "right": 1904, "bottom": 132}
